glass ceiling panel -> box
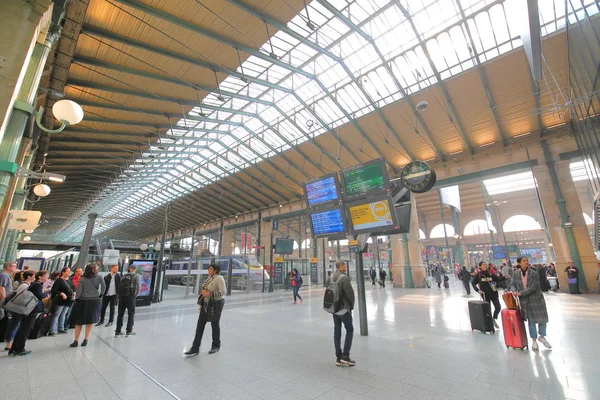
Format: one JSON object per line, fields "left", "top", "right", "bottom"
{"left": 57, "top": 0, "right": 597, "bottom": 240}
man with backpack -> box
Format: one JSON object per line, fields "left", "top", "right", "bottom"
{"left": 115, "top": 264, "right": 140, "bottom": 337}
{"left": 323, "top": 260, "right": 355, "bottom": 367}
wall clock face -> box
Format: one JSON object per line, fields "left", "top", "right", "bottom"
{"left": 400, "top": 161, "right": 436, "bottom": 193}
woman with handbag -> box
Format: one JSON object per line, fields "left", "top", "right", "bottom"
{"left": 69, "top": 263, "right": 105, "bottom": 348}
{"left": 10, "top": 271, "right": 49, "bottom": 356}
{"left": 4, "top": 271, "right": 32, "bottom": 353}
{"left": 471, "top": 261, "right": 506, "bottom": 329}
{"left": 185, "top": 264, "right": 226, "bottom": 356}
{"left": 49, "top": 267, "right": 73, "bottom": 336}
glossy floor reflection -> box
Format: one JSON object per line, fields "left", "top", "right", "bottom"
{"left": 2, "top": 278, "right": 599, "bottom": 400}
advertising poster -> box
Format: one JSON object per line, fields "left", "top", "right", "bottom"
{"left": 310, "top": 258, "right": 318, "bottom": 283}
{"left": 274, "top": 256, "right": 283, "bottom": 285}
{"left": 130, "top": 260, "right": 154, "bottom": 297}
{"left": 349, "top": 200, "right": 393, "bottom": 231}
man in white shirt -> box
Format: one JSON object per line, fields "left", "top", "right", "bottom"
{"left": 97, "top": 265, "right": 121, "bottom": 327}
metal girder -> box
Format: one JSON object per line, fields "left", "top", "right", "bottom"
{"left": 66, "top": 80, "right": 258, "bottom": 117}
{"left": 75, "top": 116, "right": 232, "bottom": 136}
{"left": 50, "top": 138, "right": 142, "bottom": 147}
{"left": 113, "top": 0, "right": 317, "bottom": 80}
{"left": 61, "top": 127, "right": 156, "bottom": 139}
{"left": 81, "top": 25, "right": 293, "bottom": 94}
{"left": 80, "top": 106, "right": 244, "bottom": 128}
{"left": 73, "top": 55, "right": 274, "bottom": 106}
{"left": 316, "top": 0, "right": 444, "bottom": 161}
{"left": 392, "top": 1, "right": 474, "bottom": 154}
{"left": 455, "top": 0, "right": 508, "bottom": 145}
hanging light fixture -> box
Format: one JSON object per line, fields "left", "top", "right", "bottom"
{"left": 22, "top": 236, "right": 31, "bottom": 242}
{"left": 140, "top": 243, "right": 148, "bottom": 251}
{"left": 14, "top": 99, "right": 84, "bottom": 133}
{"left": 33, "top": 183, "right": 51, "bottom": 197}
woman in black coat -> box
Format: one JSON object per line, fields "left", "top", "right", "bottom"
{"left": 472, "top": 261, "right": 506, "bottom": 329}
{"left": 50, "top": 267, "right": 74, "bottom": 335}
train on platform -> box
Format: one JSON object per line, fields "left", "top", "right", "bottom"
{"left": 166, "top": 255, "right": 269, "bottom": 290}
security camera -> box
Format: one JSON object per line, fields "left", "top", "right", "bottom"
{"left": 416, "top": 100, "right": 429, "bottom": 111}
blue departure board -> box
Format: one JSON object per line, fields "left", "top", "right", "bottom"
{"left": 311, "top": 208, "right": 345, "bottom": 236}
{"left": 305, "top": 176, "right": 339, "bottom": 207}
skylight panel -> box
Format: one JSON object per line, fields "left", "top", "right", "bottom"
{"left": 484, "top": 171, "right": 536, "bottom": 195}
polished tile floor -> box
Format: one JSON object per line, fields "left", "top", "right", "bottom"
{"left": 2, "top": 277, "right": 599, "bottom": 400}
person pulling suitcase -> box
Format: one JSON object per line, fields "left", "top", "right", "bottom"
{"left": 509, "top": 257, "right": 551, "bottom": 351}
{"left": 471, "top": 262, "right": 506, "bottom": 329}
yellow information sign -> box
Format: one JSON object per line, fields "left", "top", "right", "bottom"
{"left": 310, "top": 258, "right": 318, "bottom": 263}
{"left": 275, "top": 256, "right": 284, "bottom": 263}
{"left": 348, "top": 199, "right": 394, "bottom": 231}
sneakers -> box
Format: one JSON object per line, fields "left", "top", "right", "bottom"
{"left": 493, "top": 320, "right": 499, "bottom": 329}
{"left": 208, "top": 347, "right": 220, "bottom": 354}
{"left": 126, "top": 331, "right": 136, "bottom": 337}
{"left": 184, "top": 349, "right": 199, "bottom": 356}
{"left": 48, "top": 333, "right": 56, "bottom": 337}
{"left": 531, "top": 340, "right": 539, "bottom": 351}
{"left": 15, "top": 350, "right": 31, "bottom": 356}
{"left": 538, "top": 336, "right": 552, "bottom": 349}
{"left": 300, "top": 298, "right": 303, "bottom": 304}
{"left": 58, "top": 330, "right": 68, "bottom": 334}
{"left": 292, "top": 301, "right": 297, "bottom": 304}
{"left": 114, "top": 332, "right": 124, "bottom": 338}
{"left": 335, "top": 358, "right": 343, "bottom": 366}
{"left": 339, "top": 356, "right": 356, "bottom": 366}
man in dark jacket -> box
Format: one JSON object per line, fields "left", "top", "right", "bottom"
{"left": 459, "top": 266, "right": 471, "bottom": 295}
{"left": 327, "top": 260, "right": 356, "bottom": 367}
{"left": 97, "top": 264, "right": 121, "bottom": 327}
{"left": 379, "top": 268, "right": 387, "bottom": 288}
{"left": 369, "top": 268, "right": 376, "bottom": 286}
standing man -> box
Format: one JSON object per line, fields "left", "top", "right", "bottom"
{"left": 327, "top": 260, "right": 355, "bottom": 366}
{"left": 379, "top": 268, "right": 387, "bottom": 288}
{"left": 97, "top": 264, "right": 120, "bottom": 327}
{"left": 369, "top": 267, "right": 376, "bottom": 286}
{"left": 564, "top": 261, "right": 581, "bottom": 294}
{"left": 0, "top": 261, "right": 17, "bottom": 341}
{"left": 459, "top": 266, "right": 471, "bottom": 295}
{"left": 115, "top": 264, "right": 140, "bottom": 337}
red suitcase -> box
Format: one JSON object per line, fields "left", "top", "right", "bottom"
{"left": 501, "top": 308, "right": 528, "bottom": 350}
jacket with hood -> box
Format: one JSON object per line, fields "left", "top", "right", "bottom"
{"left": 327, "top": 270, "right": 355, "bottom": 313}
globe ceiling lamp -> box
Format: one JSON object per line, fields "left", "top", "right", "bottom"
{"left": 22, "top": 236, "right": 31, "bottom": 242}
{"left": 14, "top": 99, "right": 84, "bottom": 133}
{"left": 140, "top": 243, "right": 148, "bottom": 251}
{"left": 33, "top": 183, "right": 51, "bottom": 197}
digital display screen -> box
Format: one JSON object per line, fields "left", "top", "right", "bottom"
{"left": 305, "top": 176, "right": 339, "bottom": 206}
{"left": 311, "top": 208, "right": 345, "bottom": 236}
{"left": 274, "top": 238, "right": 294, "bottom": 255}
{"left": 130, "top": 260, "right": 154, "bottom": 297}
{"left": 348, "top": 199, "right": 394, "bottom": 231}
{"left": 343, "top": 162, "right": 386, "bottom": 198}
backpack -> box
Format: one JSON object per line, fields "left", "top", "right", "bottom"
{"left": 119, "top": 273, "right": 135, "bottom": 297}
{"left": 323, "top": 273, "right": 344, "bottom": 314}
{"left": 298, "top": 275, "right": 303, "bottom": 286}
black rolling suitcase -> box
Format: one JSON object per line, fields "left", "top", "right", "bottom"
{"left": 468, "top": 294, "right": 495, "bottom": 334}
{"left": 29, "top": 313, "right": 51, "bottom": 339}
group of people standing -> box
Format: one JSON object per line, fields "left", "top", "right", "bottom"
{"left": 0, "top": 261, "right": 141, "bottom": 356}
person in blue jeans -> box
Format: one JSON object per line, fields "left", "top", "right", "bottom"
{"left": 49, "top": 267, "right": 74, "bottom": 335}
{"left": 510, "top": 256, "right": 551, "bottom": 351}
{"left": 291, "top": 268, "right": 302, "bottom": 304}
{"left": 327, "top": 260, "right": 356, "bottom": 366}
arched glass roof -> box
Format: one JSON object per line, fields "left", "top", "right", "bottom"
{"left": 59, "top": 0, "right": 594, "bottom": 240}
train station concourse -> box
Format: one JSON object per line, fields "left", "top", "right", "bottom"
{"left": 1, "top": 0, "right": 600, "bottom": 399}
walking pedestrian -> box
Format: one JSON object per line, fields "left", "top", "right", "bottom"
{"left": 459, "top": 266, "right": 471, "bottom": 295}
{"left": 291, "top": 268, "right": 303, "bottom": 304}
{"left": 510, "top": 257, "right": 551, "bottom": 351}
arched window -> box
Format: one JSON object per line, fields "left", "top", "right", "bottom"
{"left": 293, "top": 241, "right": 299, "bottom": 250}
{"left": 301, "top": 239, "right": 311, "bottom": 249}
{"left": 503, "top": 215, "right": 542, "bottom": 232}
{"left": 419, "top": 229, "right": 426, "bottom": 240}
{"left": 583, "top": 213, "right": 593, "bottom": 225}
{"left": 464, "top": 219, "right": 497, "bottom": 236}
{"left": 430, "top": 224, "right": 455, "bottom": 238}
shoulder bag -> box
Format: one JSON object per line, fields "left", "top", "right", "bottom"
{"left": 4, "top": 287, "right": 38, "bottom": 315}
